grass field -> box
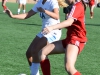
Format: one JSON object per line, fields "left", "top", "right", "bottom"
{"left": 0, "top": 2, "right": 100, "bottom": 75}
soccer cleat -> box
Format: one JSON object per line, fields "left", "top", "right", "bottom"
{"left": 90, "top": 16, "right": 93, "bottom": 19}
{"left": 3, "top": 10, "right": 6, "bottom": 12}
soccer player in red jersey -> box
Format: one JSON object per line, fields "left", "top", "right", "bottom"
{"left": 40, "top": 0, "right": 87, "bottom": 75}
{"left": 2, "top": 0, "right": 7, "bottom": 12}
{"left": 89, "top": 0, "right": 95, "bottom": 19}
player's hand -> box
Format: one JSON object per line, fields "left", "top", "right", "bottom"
{"left": 37, "top": 7, "right": 45, "bottom": 13}
{"left": 5, "top": 9, "right": 13, "bottom": 18}
{"left": 42, "top": 26, "right": 53, "bottom": 35}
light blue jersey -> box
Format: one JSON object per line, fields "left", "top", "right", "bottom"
{"left": 32, "top": 0, "right": 61, "bottom": 43}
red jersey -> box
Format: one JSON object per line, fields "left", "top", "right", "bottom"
{"left": 89, "top": 0, "right": 95, "bottom": 6}
{"left": 66, "top": 2, "right": 87, "bottom": 42}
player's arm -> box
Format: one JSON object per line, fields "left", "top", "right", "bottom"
{"left": 50, "top": 18, "right": 74, "bottom": 29}
{"left": 27, "top": 0, "right": 30, "bottom": 2}
{"left": 6, "top": 9, "right": 37, "bottom": 19}
{"left": 16, "top": 0, "right": 18, "bottom": 3}
{"left": 42, "top": 18, "right": 74, "bottom": 34}
{"left": 45, "top": 8, "right": 59, "bottom": 20}
{"left": 16, "top": 0, "right": 17, "bottom": 3}
{"left": 37, "top": 7, "right": 59, "bottom": 20}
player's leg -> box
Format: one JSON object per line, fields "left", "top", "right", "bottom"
{"left": 40, "top": 30, "right": 62, "bottom": 75}
{"left": 89, "top": 2, "right": 95, "bottom": 19}
{"left": 39, "top": 40, "right": 65, "bottom": 75}
{"left": 31, "top": 30, "right": 62, "bottom": 75}
{"left": 65, "top": 41, "right": 85, "bottom": 75}
{"left": 2, "top": 0, "right": 4, "bottom": 8}
{"left": 17, "top": 3, "right": 22, "bottom": 14}
{"left": 90, "top": 4, "right": 95, "bottom": 18}
{"left": 30, "top": 36, "right": 48, "bottom": 75}
{"left": 26, "top": 36, "right": 41, "bottom": 75}
{"left": 22, "top": 0, "right": 26, "bottom": 14}
{"left": 22, "top": 4, "right": 26, "bottom": 13}
{"left": 26, "top": 32, "right": 50, "bottom": 75}
{"left": 2, "top": 0, "right": 7, "bottom": 12}
{"left": 65, "top": 44, "right": 79, "bottom": 75}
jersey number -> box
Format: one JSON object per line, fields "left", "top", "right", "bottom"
{"left": 40, "top": 12, "right": 45, "bottom": 19}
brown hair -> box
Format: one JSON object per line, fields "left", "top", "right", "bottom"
{"left": 81, "top": 0, "right": 86, "bottom": 11}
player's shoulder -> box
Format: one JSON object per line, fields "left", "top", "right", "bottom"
{"left": 75, "top": 2, "right": 82, "bottom": 5}
{"left": 36, "top": 0, "right": 42, "bottom": 3}
{"left": 74, "top": 2, "right": 83, "bottom": 8}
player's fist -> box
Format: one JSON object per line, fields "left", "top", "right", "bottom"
{"left": 37, "top": 7, "right": 45, "bottom": 13}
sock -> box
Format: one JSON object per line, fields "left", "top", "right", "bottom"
{"left": 30, "top": 63, "right": 40, "bottom": 75}
{"left": 18, "top": 9, "right": 20, "bottom": 14}
{"left": 73, "top": 71, "right": 81, "bottom": 75}
{"left": 3, "top": 6, "right": 7, "bottom": 10}
{"left": 40, "top": 59, "right": 51, "bottom": 75}
{"left": 36, "top": 70, "right": 40, "bottom": 75}
{"left": 23, "top": 10, "right": 25, "bottom": 13}
{"left": 90, "top": 12, "right": 93, "bottom": 17}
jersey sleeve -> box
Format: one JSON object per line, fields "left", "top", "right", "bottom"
{"left": 51, "top": 0, "right": 59, "bottom": 9}
{"left": 32, "top": 0, "right": 40, "bottom": 12}
{"left": 68, "top": 3, "right": 82, "bottom": 21}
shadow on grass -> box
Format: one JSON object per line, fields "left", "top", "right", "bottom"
{"left": 86, "top": 24, "right": 100, "bottom": 26}
{"left": 0, "top": 12, "right": 5, "bottom": 14}
{"left": 15, "top": 22, "right": 41, "bottom": 26}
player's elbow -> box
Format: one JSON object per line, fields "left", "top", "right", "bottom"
{"left": 24, "top": 13, "right": 29, "bottom": 19}
{"left": 54, "top": 16, "right": 59, "bottom": 20}
{"left": 56, "top": 16, "right": 59, "bottom": 20}
{"left": 24, "top": 17, "right": 28, "bottom": 19}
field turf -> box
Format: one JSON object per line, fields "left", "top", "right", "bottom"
{"left": 0, "top": 2, "right": 100, "bottom": 75}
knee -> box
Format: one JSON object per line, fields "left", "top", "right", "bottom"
{"left": 26, "top": 44, "right": 35, "bottom": 58}
{"left": 26, "top": 49, "right": 38, "bottom": 58}
{"left": 26, "top": 49, "right": 31, "bottom": 58}
{"left": 26, "top": 49, "right": 40, "bottom": 62}
{"left": 38, "top": 50, "right": 46, "bottom": 61}
{"left": 32, "top": 53, "right": 41, "bottom": 62}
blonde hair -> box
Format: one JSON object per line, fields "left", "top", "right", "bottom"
{"left": 57, "top": 0, "right": 68, "bottom": 7}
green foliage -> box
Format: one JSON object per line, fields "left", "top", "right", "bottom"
{"left": 0, "top": 2, "right": 100, "bottom": 75}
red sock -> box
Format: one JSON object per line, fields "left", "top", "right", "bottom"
{"left": 40, "top": 59, "right": 51, "bottom": 75}
{"left": 3, "top": 6, "right": 7, "bottom": 10}
{"left": 73, "top": 71, "right": 81, "bottom": 75}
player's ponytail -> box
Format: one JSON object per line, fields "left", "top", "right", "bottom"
{"left": 81, "top": 0, "right": 86, "bottom": 11}
{"left": 57, "top": 0, "right": 68, "bottom": 7}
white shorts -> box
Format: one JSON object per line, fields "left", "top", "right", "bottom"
{"left": 18, "top": 0, "right": 26, "bottom": 5}
{"left": 37, "top": 29, "right": 61, "bottom": 43}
